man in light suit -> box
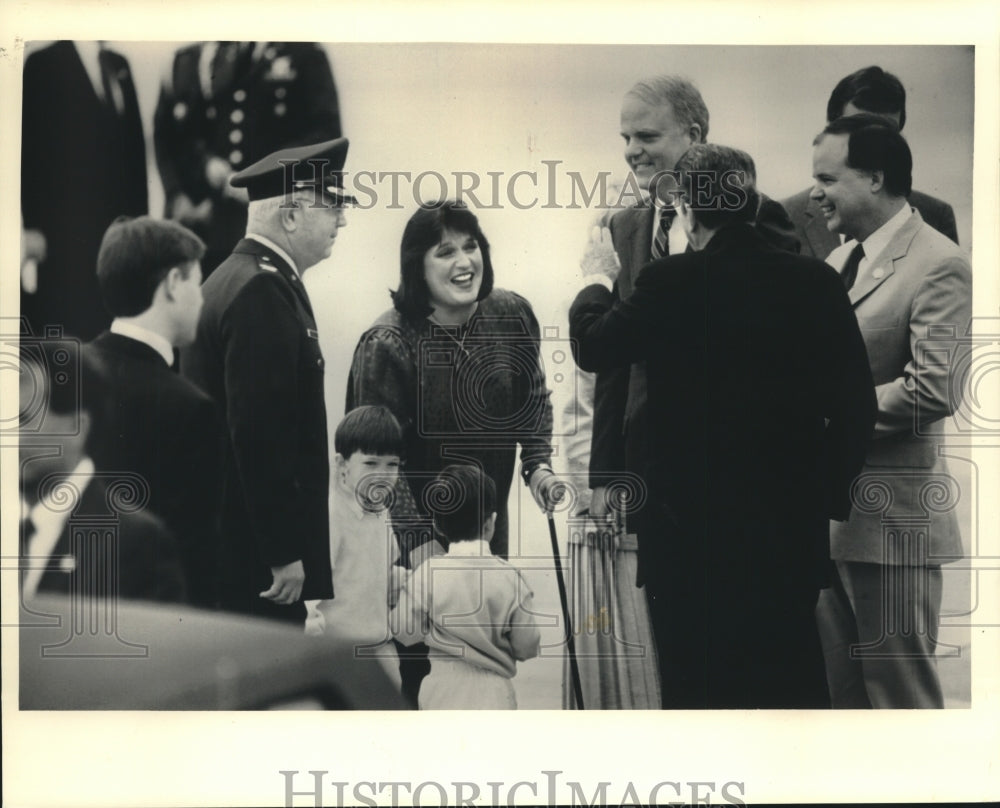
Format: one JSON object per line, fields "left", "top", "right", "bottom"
{"left": 783, "top": 66, "right": 958, "bottom": 260}
{"left": 182, "top": 138, "right": 354, "bottom": 623}
{"left": 811, "top": 114, "right": 971, "bottom": 708}
{"left": 583, "top": 75, "right": 798, "bottom": 587}
{"left": 570, "top": 144, "right": 876, "bottom": 707}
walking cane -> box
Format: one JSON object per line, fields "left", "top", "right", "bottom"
{"left": 547, "top": 512, "right": 585, "bottom": 710}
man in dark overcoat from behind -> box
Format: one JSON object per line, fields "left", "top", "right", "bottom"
{"left": 571, "top": 144, "right": 878, "bottom": 708}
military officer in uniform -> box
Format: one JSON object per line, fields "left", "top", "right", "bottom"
{"left": 182, "top": 137, "right": 355, "bottom": 623}
{"left": 154, "top": 41, "right": 343, "bottom": 275}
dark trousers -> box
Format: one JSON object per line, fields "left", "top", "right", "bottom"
{"left": 645, "top": 570, "right": 830, "bottom": 709}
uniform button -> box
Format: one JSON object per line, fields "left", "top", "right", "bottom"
{"left": 229, "top": 129, "right": 243, "bottom": 144}
{"left": 230, "top": 109, "right": 244, "bottom": 124}
{"left": 274, "top": 102, "right": 287, "bottom": 117}
{"left": 173, "top": 102, "right": 188, "bottom": 120}
{"left": 316, "top": 358, "right": 324, "bottom": 368}
{"left": 275, "top": 87, "right": 287, "bottom": 99}
{"left": 229, "top": 150, "right": 243, "bottom": 165}
{"left": 234, "top": 89, "right": 247, "bottom": 103}
{"left": 206, "top": 105, "right": 217, "bottom": 120}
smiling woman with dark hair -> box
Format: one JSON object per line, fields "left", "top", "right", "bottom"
{"left": 348, "top": 201, "right": 559, "bottom": 561}
{"left": 347, "top": 200, "right": 560, "bottom": 707}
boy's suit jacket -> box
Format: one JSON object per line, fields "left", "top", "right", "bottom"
{"left": 84, "top": 332, "right": 222, "bottom": 606}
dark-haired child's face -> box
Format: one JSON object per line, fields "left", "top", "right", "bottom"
{"left": 337, "top": 451, "right": 401, "bottom": 512}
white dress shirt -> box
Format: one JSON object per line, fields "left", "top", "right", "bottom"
{"left": 826, "top": 201, "right": 913, "bottom": 282}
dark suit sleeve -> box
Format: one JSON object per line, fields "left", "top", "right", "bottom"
{"left": 588, "top": 363, "right": 628, "bottom": 489}
{"left": 219, "top": 275, "right": 310, "bottom": 568}
{"left": 816, "top": 268, "right": 878, "bottom": 520}
{"left": 570, "top": 282, "right": 651, "bottom": 373}
{"left": 167, "top": 394, "right": 224, "bottom": 607}
{"left": 755, "top": 195, "right": 801, "bottom": 254}
{"left": 153, "top": 75, "right": 211, "bottom": 208}
{"left": 118, "top": 510, "right": 189, "bottom": 605}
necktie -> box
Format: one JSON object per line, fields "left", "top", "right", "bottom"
{"left": 840, "top": 242, "right": 865, "bottom": 291}
{"left": 651, "top": 206, "right": 675, "bottom": 260}
{"left": 98, "top": 47, "right": 125, "bottom": 115}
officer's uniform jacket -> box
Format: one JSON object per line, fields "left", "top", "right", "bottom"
{"left": 182, "top": 237, "right": 334, "bottom": 609}
{"left": 153, "top": 42, "right": 342, "bottom": 271}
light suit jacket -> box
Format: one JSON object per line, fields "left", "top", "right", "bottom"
{"left": 828, "top": 209, "right": 971, "bottom": 565}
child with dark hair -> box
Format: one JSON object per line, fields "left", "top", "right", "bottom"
{"left": 305, "top": 406, "right": 405, "bottom": 656}
{"left": 391, "top": 464, "right": 540, "bottom": 709}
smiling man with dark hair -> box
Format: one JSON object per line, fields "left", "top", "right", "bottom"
{"left": 810, "top": 114, "right": 971, "bottom": 708}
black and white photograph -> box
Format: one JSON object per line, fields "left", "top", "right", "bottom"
{"left": 2, "top": 1, "right": 998, "bottom": 805}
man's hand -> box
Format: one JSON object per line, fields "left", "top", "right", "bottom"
{"left": 529, "top": 467, "right": 564, "bottom": 513}
{"left": 585, "top": 485, "right": 620, "bottom": 540}
{"left": 205, "top": 156, "right": 234, "bottom": 190}
{"left": 205, "top": 156, "right": 249, "bottom": 205}
{"left": 170, "top": 192, "right": 213, "bottom": 225}
{"left": 259, "top": 560, "right": 305, "bottom": 605}
{"left": 589, "top": 485, "right": 615, "bottom": 523}
{"left": 580, "top": 226, "right": 620, "bottom": 283}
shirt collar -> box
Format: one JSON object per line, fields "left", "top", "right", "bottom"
{"left": 246, "top": 233, "right": 299, "bottom": 277}
{"left": 446, "top": 539, "right": 492, "bottom": 557}
{"left": 73, "top": 41, "right": 105, "bottom": 100}
{"left": 857, "top": 200, "right": 913, "bottom": 261}
{"left": 110, "top": 319, "right": 175, "bottom": 366}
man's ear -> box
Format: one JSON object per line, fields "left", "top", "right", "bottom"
{"left": 677, "top": 197, "right": 697, "bottom": 232}
{"left": 334, "top": 452, "right": 346, "bottom": 481}
{"left": 686, "top": 122, "right": 703, "bottom": 145}
{"left": 162, "top": 266, "right": 183, "bottom": 301}
{"left": 278, "top": 199, "right": 300, "bottom": 232}
{"left": 482, "top": 511, "right": 497, "bottom": 542}
{"left": 869, "top": 169, "right": 885, "bottom": 194}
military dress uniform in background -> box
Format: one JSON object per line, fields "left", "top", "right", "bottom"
{"left": 153, "top": 42, "right": 343, "bottom": 274}
{"left": 21, "top": 41, "right": 149, "bottom": 340}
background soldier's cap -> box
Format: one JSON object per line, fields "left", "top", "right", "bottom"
{"left": 229, "top": 137, "right": 356, "bottom": 204}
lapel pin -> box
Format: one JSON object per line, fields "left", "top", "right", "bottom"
{"left": 872, "top": 267, "right": 885, "bottom": 279}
